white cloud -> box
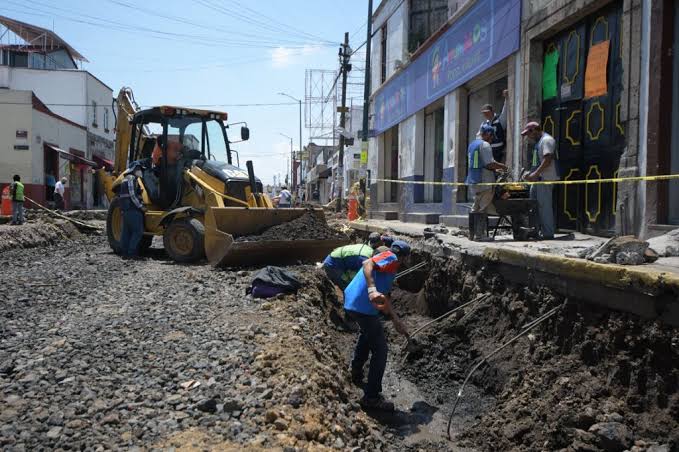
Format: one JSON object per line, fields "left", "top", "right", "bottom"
{"left": 271, "top": 44, "right": 323, "bottom": 68}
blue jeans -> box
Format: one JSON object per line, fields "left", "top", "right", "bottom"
{"left": 347, "top": 310, "right": 387, "bottom": 399}
{"left": 121, "top": 208, "right": 144, "bottom": 256}
{"left": 530, "top": 184, "right": 555, "bottom": 239}
{"left": 11, "top": 201, "right": 24, "bottom": 224}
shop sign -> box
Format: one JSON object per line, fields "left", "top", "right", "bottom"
{"left": 374, "top": 0, "right": 521, "bottom": 134}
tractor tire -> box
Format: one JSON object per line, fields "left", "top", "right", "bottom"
{"left": 106, "top": 197, "right": 125, "bottom": 255}
{"left": 163, "top": 218, "right": 205, "bottom": 263}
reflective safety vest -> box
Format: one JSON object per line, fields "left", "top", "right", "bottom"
{"left": 465, "top": 139, "right": 485, "bottom": 185}
{"left": 11, "top": 181, "right": 25, "bottom": 202}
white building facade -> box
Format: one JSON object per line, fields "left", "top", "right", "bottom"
{"left": 0, "top": 16, "right": 115, "bottom": 209}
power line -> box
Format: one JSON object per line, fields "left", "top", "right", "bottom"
{"left": 103, "top": 0, "right": 331, "bottom": 47}
{"left": 195, "top": 0, "right": 336, "bottom": 46}
{"left": 4, "top": 1, "right": 335, "bottom": 49}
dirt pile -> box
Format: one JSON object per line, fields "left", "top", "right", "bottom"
{"left": 573, "top": 236, "right": 659, "bottom": 265}
{"left": 236, "top": 212, "right": 348, "bottom": 242}
{"left": 395, "top": 257, "right": 679, "bottom": 450}
{"left": 0, "top": 221, "right": 83, "bottom": 253}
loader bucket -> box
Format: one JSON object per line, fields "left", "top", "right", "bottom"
{"left": 204, "top": 207, "right": 350, "bottom": 267}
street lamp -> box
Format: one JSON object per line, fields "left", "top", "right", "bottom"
{"left": 279, "top": 132, "right": 293, "bottom": 188}
{"left": 278, "top": 92, "right": 303, "bottom": 187}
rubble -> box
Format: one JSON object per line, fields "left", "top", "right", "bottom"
{"left": 1, "top": 219, "right": 677, "bottom": 451}
{"left": 235, "top": 211, "right": 348, "bottom": 242}
{"left": 571, "top": 236, "right": 659, "bottom": 265}
{"left": 647, "top": 228, "right": 679, "bottom": 257}
{"left": 0, "top": 234, "right": 383, "bottom": 450}
{"left": 394, "top": 256, "right": 679, "bottom": 450}
{"left": 0, "top": 221, "right": 83, "bottom": 253}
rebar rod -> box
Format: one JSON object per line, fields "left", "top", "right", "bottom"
{"left": 446, "top": 305, "right": 561, "bottom": 440}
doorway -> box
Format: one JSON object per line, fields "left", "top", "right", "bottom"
{"left": 669, "top": 0, "right": 679, "bottom": 224}
{"left": 541, "top": 3, "right": 624, "bottom": 233}
{"left": 381, "top": 125, "right": 399, "bottom": 203}
{"left": 44, "top": 145, "right": 59, "bottom": 203}
{"left": 465, "top": 77, "right": 508, "bottom": 202}
{"left": 423, "top": 105, "right": 444, "bottom": 203}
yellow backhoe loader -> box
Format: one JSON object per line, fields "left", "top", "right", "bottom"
{"left": 99, "top": 88, "right": 347, "bottom": 266}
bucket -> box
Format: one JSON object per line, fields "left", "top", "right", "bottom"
{"left": 1, "top": 186, "right": 11, "bottom": 216}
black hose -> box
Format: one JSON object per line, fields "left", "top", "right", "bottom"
{"left": 446, "top": 304, "right": 561, "bottom": 440}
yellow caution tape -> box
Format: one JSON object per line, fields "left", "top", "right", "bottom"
{"left": 373, "top": 173, "right": 679, "bottom": 187}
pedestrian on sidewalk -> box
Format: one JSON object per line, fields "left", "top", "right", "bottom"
{"left": 118, "top": 164, "right": 147, "bottom": 259}
{"left": 322, "top": 232, "right": 383, "bottom": 289}
{"left": 54, "top": 177, "right": 67, "bottom": 210}
{"left": 10, "top": 175, "right": 25, "bottom": 225}
{"left": 466, "top": 124, "right": 508, "bottom": 216}
{"left": 344, "top": 240, "right": 411, "bottom": 411}
{"left": 521, "top": 121, "right": 558, "bottom": 239}
{"left": 274, "top": 186, "right": 292, "bottom": 208}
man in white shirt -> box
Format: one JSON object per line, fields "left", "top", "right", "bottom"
{"left": 521, "top": 121, "right": 558, "bottom": 239}
{"left": 275, "top": 186, "right": 292, "bottom": 208}
{"left": 53, "top": 177, "right": 67, "bottom": 210}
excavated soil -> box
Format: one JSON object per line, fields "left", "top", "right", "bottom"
{"left": 2, "top": 223, "right": 677, "bottom": 451}
{"left": 236, "top": 211, "right": 348, "bottom": 242}
{"left": 391, "top": 255, "right": 679, "bottom": 451}
{"left": 0, "top": 221, "right": 85, "bottom": 253}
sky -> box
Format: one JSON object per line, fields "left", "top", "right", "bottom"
{"left": 0, "top": 0, "right": 372, "bottom": 185}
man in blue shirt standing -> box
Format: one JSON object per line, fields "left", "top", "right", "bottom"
{"left": 344, "top": 240, "right": 411, "bottom": 411}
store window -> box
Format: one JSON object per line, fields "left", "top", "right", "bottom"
{"left": 408, "top": 0, "right": 448, "bottom": 53}
{"left": 381, "top": 25, "right": 388, "bottom": 84}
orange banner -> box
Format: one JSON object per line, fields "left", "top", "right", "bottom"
{"left": 585, "top": 40, "right": 610, "bottom": 99}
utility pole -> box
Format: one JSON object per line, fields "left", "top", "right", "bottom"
{"left": 278, "top": 92, "right": 303, "bottom": 192}
{"left": 360, "top": 0, "right": 373, "bottom": 216}
{"left": 337, "top": 31, "right": 351, "bottom": 211}
{"left": 279, "top": 133, "right": 293, "bottom": 188}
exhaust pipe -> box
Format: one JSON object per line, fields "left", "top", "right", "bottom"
{"left": 246, "top": 160, "right": 259, "bottom": 195}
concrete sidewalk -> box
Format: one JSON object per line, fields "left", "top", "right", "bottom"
{"left": 349, "top": 219, "right": 679, "bottom": 325}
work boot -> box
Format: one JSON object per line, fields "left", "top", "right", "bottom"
{"left": 360, "top": 395, "right": 395, "bottom": 412}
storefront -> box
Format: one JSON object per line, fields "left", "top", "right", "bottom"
{"left": 520, "top": 0, "right": 649, "bottom": 236}
{"left": 369, "top": 0, "right": 521, "bottom": 223}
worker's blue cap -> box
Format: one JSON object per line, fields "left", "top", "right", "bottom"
{"left": 391, "top": 240, "right": 411, "bottom": 257}
{"left": 381, "top": 235, "right": 395, "bottom": 247}
{"left": 480, "top": 124, "right": 495, "bottom": 136}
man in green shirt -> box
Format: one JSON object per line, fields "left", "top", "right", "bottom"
{"left": 322, "top": 233, "right": 386, "bottom": 289}
{"left": 10, "top": 174, "right": 25, "bottom": 225}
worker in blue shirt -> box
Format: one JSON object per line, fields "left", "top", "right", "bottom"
{"left": 118, "top": 163, "right": 147, "bottom": 259}
{"left": 344, "top": 240, "right": 411, "bottom": 411}
{"left": 322, "top": 232, "right": 386, "bottom": 289}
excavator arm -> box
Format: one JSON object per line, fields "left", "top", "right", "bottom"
{"left": 113, "top": 87, "right": 140, "bottom": 175}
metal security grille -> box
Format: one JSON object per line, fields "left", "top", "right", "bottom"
{"left": 541, "top": 2, "right": 624, "bottom": 234}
